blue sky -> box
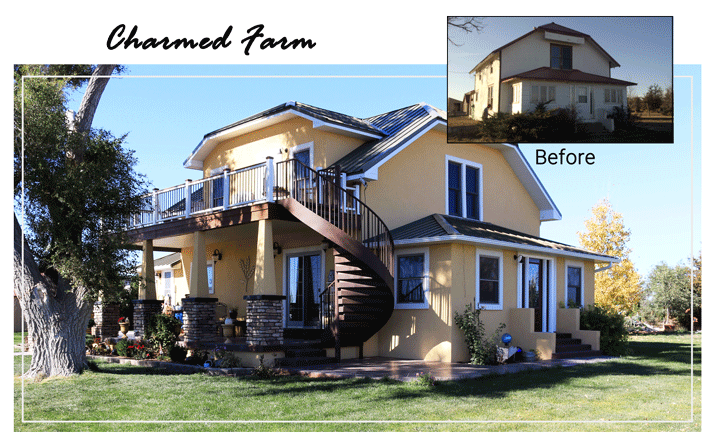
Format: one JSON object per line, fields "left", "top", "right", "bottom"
{"left": 448, "top": 16, "right": 673, "bottom": 100}
{"left": 57, "top": 63, "right": 700, "bottom": 279}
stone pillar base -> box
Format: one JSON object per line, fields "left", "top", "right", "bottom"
{"left": 244, "top": 295, "right": 286, "bottom": 347}
{"left": 182, "top": 297, "right": 218, "bottom": 344}
{"left": 93, "top": 302, "right": 120, "bottom": 338}
{"left": 132, "top": 300, "right": 163, "bottom": 338}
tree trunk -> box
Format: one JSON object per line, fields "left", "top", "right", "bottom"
{"left": 14, "top": 215, "right": 93, "bottom": 378}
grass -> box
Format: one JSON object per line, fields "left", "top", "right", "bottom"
{"left": 14, "top": 333, "right": 700, "bottom": 432}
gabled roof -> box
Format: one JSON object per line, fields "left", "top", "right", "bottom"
{"left": 391, "top": 214, "right": 619, "bottom": 263}
{"left": 502, "top": 67, "right": 637, "bottom": 86}
{"left": 154, "top": 252, "right": 182, "bottom": 269}
{"left": 331, "top": 103, "right": 446, "bottom": 176}
{"left": 470, "top": 22, "right": 622, "bottom": 74}
{"left": 184, "top": 101, "right": 387, "bottom": 170}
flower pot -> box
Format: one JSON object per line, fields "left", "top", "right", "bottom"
{"left": 221, "top": 324, "right": 234, "bottom": 338}
{"left": 119, "top": 323, "right": 130, "bottom": 335}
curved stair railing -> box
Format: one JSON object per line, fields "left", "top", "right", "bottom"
{"left": 275, "top": 159, "right": 394, "bottom": 359}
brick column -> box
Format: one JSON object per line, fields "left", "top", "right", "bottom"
{"left": 182, "top": 297, "right": 218, "bottom": 345}
{"left": 93, "top": 302, "right": 120, "bottom": 338}
{"left": 132, "top": 299, "right": 163, "bottom": 338}
{"left": 244, "top": 295, "right": 286, "bottom": 347}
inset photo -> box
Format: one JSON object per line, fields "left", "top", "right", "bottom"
{"left": 447, "top": 17, "right": 673, "bottom": 143}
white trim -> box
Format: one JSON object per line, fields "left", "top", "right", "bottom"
{"left": 564, "top": 260, "right": 585, "bottom": 308}
{"left": 393, "top": 234, "right": 618, "bottom": 264}
{"left": 476, "top": 248, "right": 503, "bottom": 310}
{"left": 445, "top": 155, "right": 484, "bottom": 221}
{"left": 394, "top": 246, "right": 430, "bottom": 310}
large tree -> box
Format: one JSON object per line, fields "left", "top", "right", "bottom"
{"left": 577, "top": 198, "right": 643, "bottom": 314}
{"left": 14, "top": 65, "right": 146, "bottom": 378}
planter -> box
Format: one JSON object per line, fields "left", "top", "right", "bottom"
{"left": 523, "top": 351, "right": 536, "bottom": 361}
{"left": 119, "top": 323, "right": 130, "bottom": 335}
{"left": 221, "top": 324, "right": 235, "bottom": 338}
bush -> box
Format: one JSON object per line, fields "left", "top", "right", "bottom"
{"left": 145, "top": 313, "right": 182, "bottom": 355}
{"left": 580, "top": 305, "right": 629, "bottom": 356}
{"left": 477, "top": 107, "right": 578, "bottom": 142}
{"left": 169, "top": 345, "right": 188, "bottom": 363}
{"left": 116, "top": 339, "right": 130, "bottom": 357}
{"left": 454, "top": 304, "right": 505, "bottom": 365}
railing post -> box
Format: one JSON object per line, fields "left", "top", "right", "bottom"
{"left": 223, "top": 168, "right": 230, "bottom": 210}
{"left": 152, "top": 188, "right": 159, "bottom": 224}
{"left": 265, "top": 156, "right": 275, "bottom": 202}
{"left": 184, "top": 179, "right": 191, "bottom": 218}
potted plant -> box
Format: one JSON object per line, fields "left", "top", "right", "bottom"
{"left": 118, "top": 316, "right": 130, "bottom": 335}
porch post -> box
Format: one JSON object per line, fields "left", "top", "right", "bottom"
{"left": 253, "top": 219, "right": 277, "bottom": 295}
{"left": 222, "top": 168, "right": 230, "bottom": 210}
{"left": 184, "top": 179, "right": 192, "bottom": 219}
{"left": 133, "top": 239, "right": 162, "bottom": 337}
{"left": 265, "top": 156, "right": 275, "bottom": 203}
{"left": 189, "top": 230, "right": 209, "bottom": 297}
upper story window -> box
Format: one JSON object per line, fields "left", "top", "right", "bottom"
{"left": 446, "top": 155, "right": 483, "bottom": 220}
{"left": 550, "top": 44, "right": 573, "bottom": 70}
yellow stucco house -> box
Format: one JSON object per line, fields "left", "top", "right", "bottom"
{"left": 126, "top": 100, "right": 616, "bottom": 366}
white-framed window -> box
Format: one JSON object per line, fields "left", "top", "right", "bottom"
{"left": 394, "top": 247, "right": 429, "bottom": 310}
{"left": 445, "top": 155, "right": 483, "bottom": 220}
{"left": 531, "top": 85, "right": 556, "bottom": 104}
{"left": 206, "top": 261, "right": 214, "bottom": 294}
{"left": 476, "top": 249, "right": 503, "bottom": 310}
{"left": 565, "top": 261, "right": 584, "bottom": 308}
{"left": 487, "top": 85, "right": 494, "bottom": 106}
{"left": 604, "top": 88, "right": 623, "bottom": 104}
{"left": 289, "top": 141, "right": 314, "bottom": 169}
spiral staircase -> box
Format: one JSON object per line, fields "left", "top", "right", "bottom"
{"left": 275, "top": 159, "right": 394, "bottom": 362}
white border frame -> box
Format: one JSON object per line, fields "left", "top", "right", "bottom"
{"left": 476, "top": 248, "right": 503, "bottom": 310}
{"left": 394, "top": 246, "right": 430, "bottom": 310}
{"left": 445, "top": 155, "right": 484, "bottom": 221}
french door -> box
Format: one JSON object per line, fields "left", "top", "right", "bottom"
{"left": 519, "top": 256, "right": 555, "bottom": 333}
{"left": 286, "top": 253, "right": 322, "bottom": 328}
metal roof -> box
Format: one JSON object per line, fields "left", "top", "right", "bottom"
{"left": 390, "top": 214, "right": 618, "bottom": 262}
{"left": 502, "top": 67, "right": 636, "bottom": 86}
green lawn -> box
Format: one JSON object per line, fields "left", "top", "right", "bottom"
{"left": 14, "top": 333, "right": 701, "bottom": 432}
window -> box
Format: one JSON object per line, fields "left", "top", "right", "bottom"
{"left": 530, "top": 85, "right": 556, "bottom": 104}
{"left": 395, "top": 248, "right": 429, "bottom": 309}
{"left": 487, "top": 85, "right": 494, "bottom": 106}
{"left": 477, "top": 250, "right": 503, "bottom": 309}
{"left": 445, "top": 156, "right": 482, "bottom": 220}
{"left": 604, "top": 88, "right": 623, "bottom": 104}
{"left": 578, "top": 87, "right": 588, "bottom": 104}
{"left": 207, "top": 261, "right": 214, "bottom": 294}
{"left": 512, "top": 84, "right": 521, "bottom": 104}
{"left": 550, "top": 44, "right": 573, "bottom": 70}
{"left": 566, "top": 264, "right": 583, "bottom": 308}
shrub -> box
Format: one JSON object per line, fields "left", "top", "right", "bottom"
{"left": 116, "top": 339, "right": 130, "bottom": 357}
{"left": 169, "top": 345, "right": 188, "bottom": 363}
{"left": 454, "top": 304, "right": 505, "bottom": 365}
{"left": 580, "top": 305, "right": 629, "bottom": 356}
{"left": 145, "top": 313, "right": 182, "bottom": 355}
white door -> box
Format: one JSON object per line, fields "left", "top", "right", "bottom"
{"left": 575, "top": 86, "right": 591, "bottom": 121}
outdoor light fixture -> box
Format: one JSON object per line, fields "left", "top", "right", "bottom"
{"left": 273, "top": 242, "right": 282, "bottom": 257}
{"left": 514, "top": 254, "right": 524, "bottom": 264}
{"left": 212, "top": 249, "right": 222, "bottom": 262}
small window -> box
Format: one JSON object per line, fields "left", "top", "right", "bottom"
{"left": 512, "top": 84, "right": 521, "bottom": 104}
{"left": 477, "top": 251, "right": 503, "bottom": 309}
{"left": 207, "top": 262, "right": 215, "bottom": 294}
{"left": 578, "top": 87, "right": 588, "bottom": 103}
{"left": 567, "top": 266, "right": 582, "bottom": 308}
{"left": 396, "top": 251, "right": 428, "bottom": 308}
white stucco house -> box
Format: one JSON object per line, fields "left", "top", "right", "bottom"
{"left": 469, "top": 22, "right": 636, "bottom": 129}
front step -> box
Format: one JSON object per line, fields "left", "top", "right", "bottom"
{"left": 274, "top": 339, "right": 338, "bottom": 367}
{"left": 552, "top": 333, "right": 602, "bottom": 359}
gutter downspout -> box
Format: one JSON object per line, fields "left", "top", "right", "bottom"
{"left": 594, "top": 262, "right": 613, "bottom": 273}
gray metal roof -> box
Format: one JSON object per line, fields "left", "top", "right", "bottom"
{"left": 390, "top": 214, "right": 618, "bottom": 261}
{"left": 332, "top": 103, "right": 446, "bottom": 175}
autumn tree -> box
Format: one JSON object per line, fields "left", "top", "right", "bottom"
{"left": 13, "top": 65, "right": 146, "bottom": 378}
{"left": 577, "top": 198, "right": 643, "bottom": 314}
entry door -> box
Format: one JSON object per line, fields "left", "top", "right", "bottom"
{"left": 163, "top": 271, "right": 174, "bottom": 305}
{"left": 286, "top": 253, "right": 321, "bottom": 327}
{"left": 575, "top": 86, "right": 591, "bottom": 121}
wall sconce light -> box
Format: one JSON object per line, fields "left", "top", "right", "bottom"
{"left": 212, "top": 249, "right": 222, "bottom": 262}
{"left": 514, "top": 255, "right": 524, "bottom": 264}
{"left": 320, "top": 238, "right": 334, "bottom": 252}
{"left": 273, "top": 242, "right": 282, "bottom": 257}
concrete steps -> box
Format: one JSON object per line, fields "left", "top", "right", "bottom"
{"left": 551, "top": 332, "right": 602, "bottom": 359}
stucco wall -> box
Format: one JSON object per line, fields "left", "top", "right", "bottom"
{"left": 362, "top": 130, "right": 542, "bottom": 236}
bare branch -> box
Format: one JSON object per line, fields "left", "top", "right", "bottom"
{"left": 448, "top": 17, "right": 484, "bottom": 46}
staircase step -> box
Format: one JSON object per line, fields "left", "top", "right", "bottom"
{"left": 555, "top": 343, "right": 592, "bottom": 354}
{"left": 551, "top": 349, "right": 602, "bottom": 360}
{"left": 555, "top": 337, "right": 582, "bottom": 346}
{"left": 274, "top": 356, "right": 337, "bottom": 368}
